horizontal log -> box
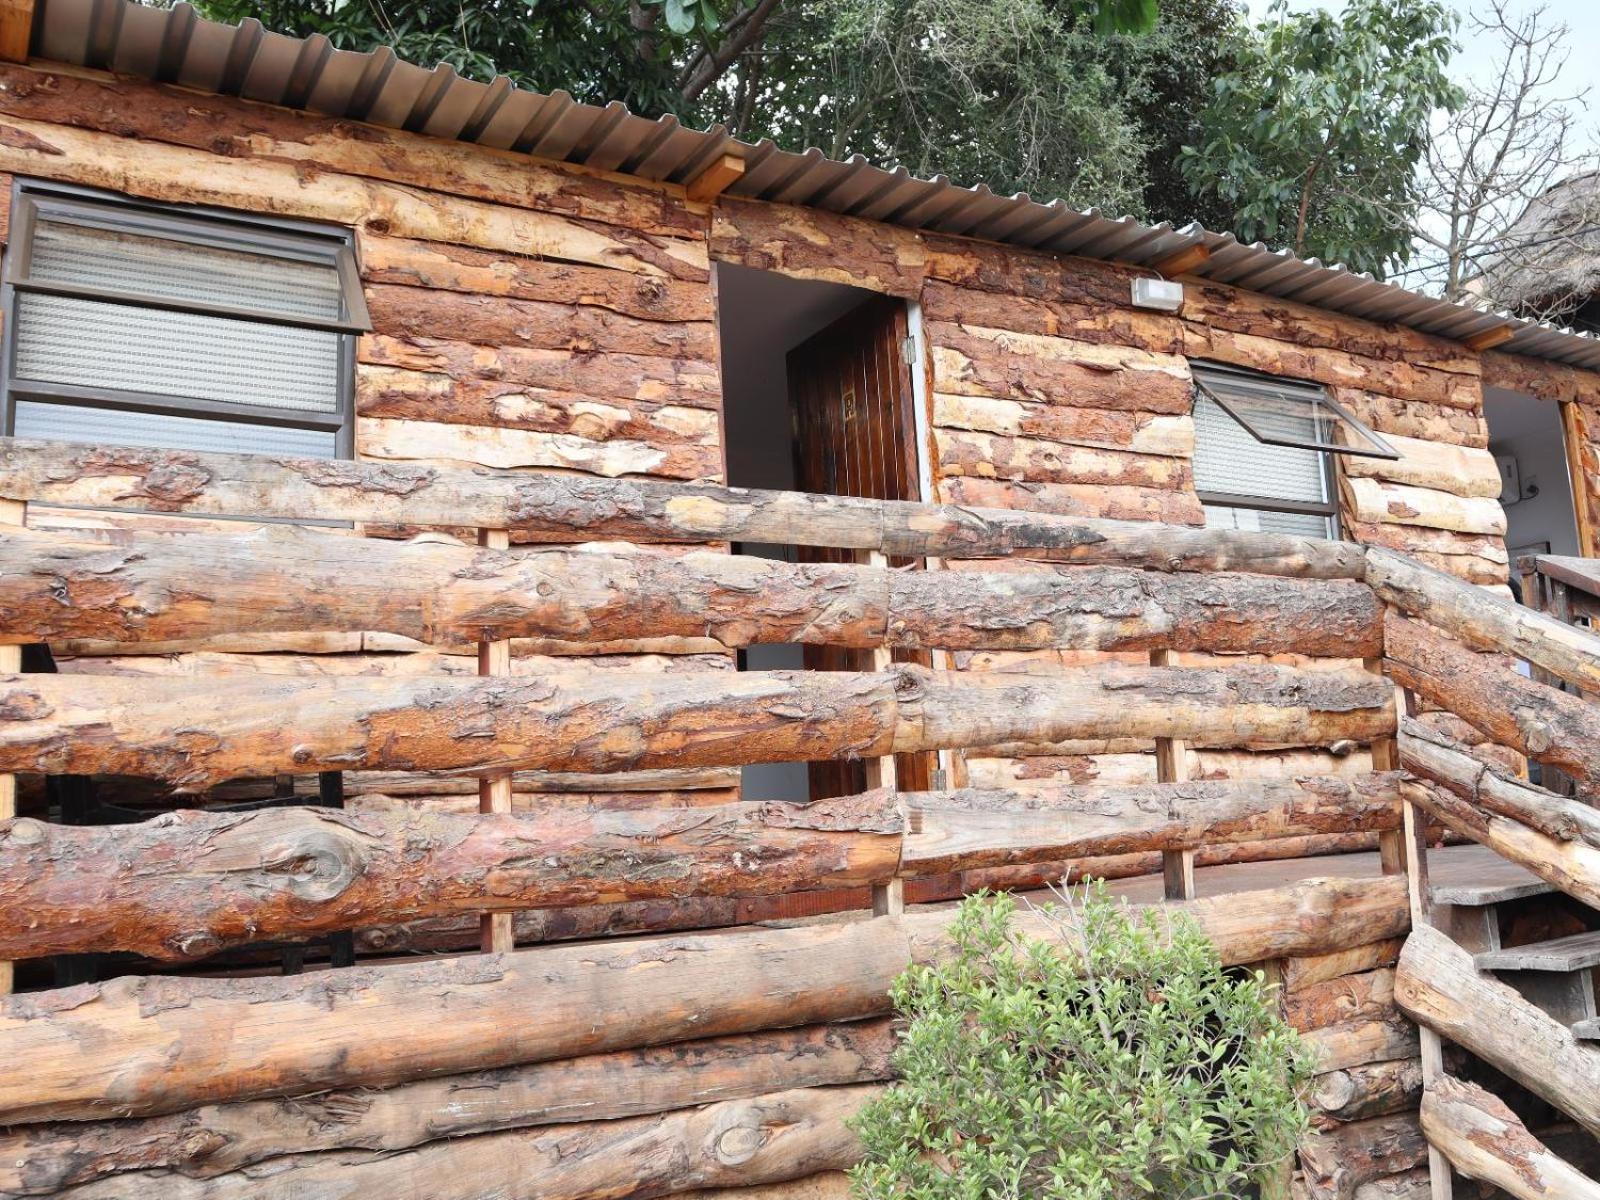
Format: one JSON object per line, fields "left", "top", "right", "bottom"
{"left": 1351, "top": 1169, "right": 1432, "bottom": 1200}
{"left": 932, "top": 427, "right": 1191, "bottom": 489}
{"left": 44, "top": 1084, "right": 875, "bottom": 1200}
{"left": 0, "top": 795, "right": 902, "bottom": 961}
{"left": 1340, "top": 477, "right": 1507, "bottom": 536}
{"left": 1311, "top": 1058, "right": 1422, "bottom": 1123}
{"left": 0, "top": 438, "right": 1369, "bottom": 575}
{"left": 1283, "top": 968, "right": 1398, "bottom": 1031}
{"left": 938, "top": 475, "right": 1207, "bottom": 525}
{"left": 1397, "top": 923, "right": 1600, "bottom": 1139}
{"left": 0, "top": 875, "right": 1407, "bottom": 1123}
{"left": 1383, "top": 612, "right": 1600, "bottom": 795}
{"left": 1298, "top": 1112, "right": 1428, "bottom": 1200}
{"left": 1399, "top": 719, "right": 1600, "bottom": 847}
{"left": 0, "top": 115, "right": 709, "bottom": 279}
{"left": 0, "top": 1021, "right": 893, "bottom": 1193}
{"left": 929, "top": 391, "right": 1193, "bottom": 457}
{"left": 0, "top": 65, "right": 705, "bottom": 239}
{"left": 902, "top": 773, "right": 1402, "bottom": 875}
{"left": 0, "top": 662, "right": 1395, "bottom": 789}
{"left": 1283, "top": 938, "right": 1404, "bottom": 990}
{"left": 1401, "top": 779, "right": 1600, "bottom": 911}
{"left": 1302, "top": 1017, "right": 1421, "bottom": 1074}
{"left": 1367, "top": 547, "right": 1600, "bottom": 696}
{"left": 712, "top": 198, "right": 925, "bottom": 297}
{"left": 363, "top": 282, "right": 717, "bottom": 360}
{"left": 1342, "top": 434, "right": 1502, "bottom": 499}
{"left": 1421, "top": 1075, "right": 1600, "bottom": 1200}
{"left": 0, "top": 524, "right": 1385, "bottom": 654}
{"left": 1332, "top": 388, "right": 1489, "bottom": 448}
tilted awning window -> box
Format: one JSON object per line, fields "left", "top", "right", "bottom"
{"left": 1190, "top": 361, "right": 1399, "bottom": 460}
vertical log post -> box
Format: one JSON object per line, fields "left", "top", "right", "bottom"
{"left": 864, "top": 552, "right": 904, "bottom": 918}
{"left": 1367, "top": 657, "right": 1406, "bottom": 876}
{"left": 1150, "top": 648, "right": 1196, "bottom": 900}
{"left": 1257, "top": 957, "right": 1293, "bottom": 1200}
{"left": 0, "top": 497, "right": 18, "bottom": 994}
{"left": 478, "top": 528, "right": 516, "bottom": 953}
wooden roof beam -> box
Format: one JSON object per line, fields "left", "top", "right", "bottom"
{"left": 1148, "top": 242, "right": 1212, "bottom": 277}
{"left": 0, "top": 0, "right": 34, "bottom": 63}
{"left": 1464, "top": 323, "right": 1517, "bottom": 352}
{"left": 685, "top": 152, "right": 745, "bottom": 204}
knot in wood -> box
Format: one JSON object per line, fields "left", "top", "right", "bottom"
{"left": 265, "top": 826, "right": 367, "bottom": 904}
{"left": 713, "top": 1120, "right": 767, "bottom": 1165}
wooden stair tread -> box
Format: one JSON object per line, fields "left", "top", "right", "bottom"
{"left": 1570, "top": 1017, "right": 1600, "bottom": 1042}
{"left": 1478, "top": 930, "right": 1600, "bottom": 972}
{"left": 1429, "top": 846, "right": 1553, "bottom": 906}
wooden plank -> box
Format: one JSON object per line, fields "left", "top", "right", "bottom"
{"left": 1151, "top": 647, "right": 1195, "bottom": 900}
{"left": 0, "top": 0, "right": 33, "bottom": 63}
{"left": 1148, "top": 243, "right": 1211, "bottom": 277}
{"left": 0, "top": 437, "right": 1371, "bottom": 576}
{"left": 1461, "top": 324, "right": 1517, "bottom": 353}
{"left": 478, "top": 528, "right": 515, "bottom": 955}
{"left": 0, "top": 497, "right": 16, "bottom": 997}
{"left": 1477, "top": 930, "right": 1600, "bottom": 973}
{"left": 685, "top": 153, "right": 745, "bottom": 203}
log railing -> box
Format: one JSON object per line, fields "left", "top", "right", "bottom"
{"left": 5, "top": 436, "right": 1600, "bottom": 1196}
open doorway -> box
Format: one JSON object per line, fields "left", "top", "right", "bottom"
{"left": 715, "top": 263, "right": 935, "bottom": 802}
{"left": 1483, "top": 387, "right": 1583, "bottom": 589}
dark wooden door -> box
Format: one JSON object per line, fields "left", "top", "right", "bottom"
{"left": 786, "top": 294, "right": 936, "bottom": 800}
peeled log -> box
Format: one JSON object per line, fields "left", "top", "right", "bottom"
{"left": 0, "top": 662, "right": 1395, "bottom": 789}
{"left": 1340, "top": 477, "right": 1507, "bottom": 536}
{"left": 1399, "top": 719, "right": 1600, "bottom": 848}
{"left": 0, "top": 523, "right": 1384, "bottom": 655}
{"left": 44, "top": 1084, "right": 876, "bottom": 1200}
{"left": 1422, "top": 1076, "right": 1600, "bottom": 1200}
{"left": 1383, "top": 612, "right": 1600, "bottom": 796}
{"left": 1400, "top": 779, "right": 1600, "bottom": 912}
{"left": 0, "top": 438, "right": 1369, "bottom": 576}
{"left": 1312, "top": 1058, "right": 1423, "bottom": 1122}
{"left": 1397, "top": 924, "right": 1600, "bottom": 1139}
{"left": 1342, "top": 434, "right": 1502, "bottom": 499}
{"left": 0, "top": 795, "right": 903, "bottom": 961}
{"left": 903, "top": 773, "right": 1401, "bottom": 875}
{"left": 0, "top": 876, "right": 1407, "bottom": 1123}
{"left": 1298, "top": 1113, "right": 1427, "bottom": 1200}
{"left": 1367, "top": 547, "right": 1600, "bottom": 697}
{"left": 0, "top": 1021, "right": 893, "bottom": 1194}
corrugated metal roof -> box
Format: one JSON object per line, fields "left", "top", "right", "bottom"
{"left": 28, "top": 0, "right": 1600, "bottom": 371}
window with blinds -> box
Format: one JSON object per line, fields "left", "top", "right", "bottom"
{"left": 1190, "top": 361, "right": 1397, "bottom": 540}
{"left": 2, "top": 183, "right": 369, "bottom": 459}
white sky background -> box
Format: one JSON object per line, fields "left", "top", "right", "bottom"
{"left": 1244, "top": 0, "right": 1600, "bottom": 290}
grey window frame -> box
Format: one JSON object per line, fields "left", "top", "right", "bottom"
{"left": 0, "top": 178, "right": 369, "bottom": 459}
{"left": 1191, "top": 359, "right": 1399, "bottom": 460}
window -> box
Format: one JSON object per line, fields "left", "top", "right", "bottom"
{"left": 1, "top": 182, "right": 369, "bottom": 458}
{"left": 1190, "top": 361, "right": 1397, "bottom": 540}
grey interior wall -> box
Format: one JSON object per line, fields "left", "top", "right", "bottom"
{"left": 714, "top": 263, "right": 878, "bottom": 801}
{"left": 1484, "top": 386, "right": 1581, "bottom": 562}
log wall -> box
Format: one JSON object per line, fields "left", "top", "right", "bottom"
{"left": 0, "top": 54, "right": 1599, "bottom": 1200}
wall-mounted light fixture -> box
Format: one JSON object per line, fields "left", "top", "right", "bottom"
{"left": 1131, "top": 277, "right": 1184, "bottom": 312}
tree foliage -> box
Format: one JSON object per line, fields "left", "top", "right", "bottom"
{"left": 850, "top": 885, "right": 1312, "bottom": 1200}
{"left": 1181, "top": 0, "right": 1462, "bottom": 277}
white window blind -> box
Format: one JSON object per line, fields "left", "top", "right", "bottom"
{"left": 3, "top": 186, "right": 366, "bottom": 461}
{"left": 1192, "top": 392, "right": 1329, "bottom": 505}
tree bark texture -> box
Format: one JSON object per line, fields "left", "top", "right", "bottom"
{"left": 0, "top": 523, "right": 1384, "bottom": 655}
{"left": 39, "top": 1084, "right": 876, "bottom": 1200}
{"left": 1311, "top": 1059, "right": 1423, "bottom": 1123}
{"left": 0, "top": 662, "right": 1396, "bottom": 790}
{"left": 1397, "top": 924, "right": 1600, "bottom": 1139}
{"left": 1421, "top": 1075, "right": 1600, "bottom": 1200}
{"left": 0, "top": 876, "right": 1406, "bottom": 1123}
{"left": 1368, "top": 548, "right": 1600, "bottom": 697}
{"left": 0, "top": 1021, "right": 893, "bottom": 1194}
{"left": 0, "top": 773, "right": 1400, "bottom": 960}
{"left": 1383, "top": 612, "right": 1600, "bottom": 796}
{"left": 0, "top": 438, "right": 1370, "bottom": 577}
{"left": 1298, "top": 1113, "right": 1428, "bottom": 1200}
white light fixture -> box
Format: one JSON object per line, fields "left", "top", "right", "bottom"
{"left": 1131, "top": 277, "right": 1184, "bottom": 312}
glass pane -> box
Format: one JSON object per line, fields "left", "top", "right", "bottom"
{"left": 1203, "top": 503, "right": 1335, "bottom": 540}
{"left": 1192, "top": 393, "right": 1329, "bottom": 505}
{"left": 1191, "top": 362, "right": 1395, "bottom": 458}
{"left": 30, "top": 217, "right": 344, "bottom": 322}
{"left": 15, "top": 293, "right": 341, "bottom": 414}
{"left": 13, "top": 401, "right": 337, "bottom": 458}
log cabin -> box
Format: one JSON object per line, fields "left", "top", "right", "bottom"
{"left": 0, "top": 1, "right": 1599, "bottom": 1197}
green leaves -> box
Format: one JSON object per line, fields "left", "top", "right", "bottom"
{"left": 850, "top": 883, "right": 1313, "bottom": 1200}
{"left": 1180, "top": 0, "right": 1462, "bottom": 277}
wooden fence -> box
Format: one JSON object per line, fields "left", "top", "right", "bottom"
{"left": 1, "top": 436, "right": 1598, "bottom": 1197}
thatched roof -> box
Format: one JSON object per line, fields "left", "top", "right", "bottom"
{"left": 1472, "top": 171, "right": 1600, "bottom": 319}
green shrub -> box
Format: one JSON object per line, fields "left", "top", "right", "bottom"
{"left": 850, "top": 883, "right": 1312, "bottom": 1200}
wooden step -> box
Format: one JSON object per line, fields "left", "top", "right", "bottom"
{"left": 1478, "top": 930, "right": 1600, "bottom": 973}
{"left": 1570, "top": 1017, "right": 1600, "bottom": 1042}
{"left": 1429, "top": 846, "right": 1553, "bottom": 907}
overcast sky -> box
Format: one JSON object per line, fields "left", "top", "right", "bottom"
{"left": 1243, "top": 0, "right": 1600, "bottom": 107}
